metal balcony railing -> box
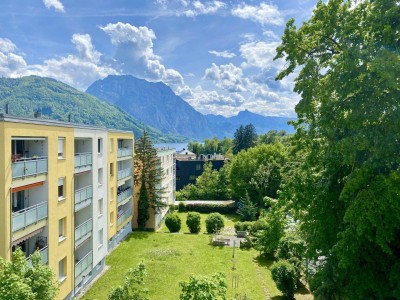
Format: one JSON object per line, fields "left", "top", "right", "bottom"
{"left": 12, "top": 157, "right": 48, "bottom": 179}
{"left": 75, "top": 250, "right": 93, "bottom": 279}
{"left": 117, "top": 148, "right": 133, "bottom": 158}
{"left": 117, "top": 168, "right": 132, "bottom": 180}
{"left": 117, "top": 208, "right": 133, "bottom": 226}
{"left": 117, "top": 187, "right": 132, "bottom": 205}
{"left": 74, "top": 186, "right": 92, "bottom": 211}
{"left": 12, "top": 202, "right": 48, "bottom": 232}
{"left": 26, "top": 246, "right": 48, "bottom": 267}
{"left": 75, "top": 218, "right": 93, "bottom": 247}
{"left": 74, "top": 153, "right": 92, "bottom": 169}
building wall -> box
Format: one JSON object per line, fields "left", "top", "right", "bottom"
{"left": 0, "top": 121, "right": 75, "bottom": 300}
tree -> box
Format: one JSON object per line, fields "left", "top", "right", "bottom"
{"left": 179, "top": 272, "right": 227, "bottom": 300}
{"left": 271, "top": 260, "right": 298, "bottom": 300}
{"left": 186, "top": 212, "right": 201, "bottom": 234}
{"left": 258, "top": 130, "right": 289, "bottom": 145}
{"left": 237, "top": 191, "right": 257, "bottom": 221}
{"left": 134, "top": 130, "right": 166, "bottom": 229}
{"left": 233, "top": 124, "right": 257, "bottom": 154}
{"left": 108, "top": 263, "right": 148, "bottom": 300}
{"left": 0, "top": 248, "right": 58, "bottom": 300}
{"left": 276, "top": 0, "right": 400, "bottom": 298}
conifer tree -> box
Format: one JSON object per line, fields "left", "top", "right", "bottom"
{"left": 134, "top": 130, "right": 166, "bottom": 229}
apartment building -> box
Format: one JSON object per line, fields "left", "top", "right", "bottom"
{"left": 0, "top": 114, "right": 134, "bottom": 300}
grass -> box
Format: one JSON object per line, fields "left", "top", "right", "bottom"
{"left": 82, "top": 212, "right": 311, "bottom": 300}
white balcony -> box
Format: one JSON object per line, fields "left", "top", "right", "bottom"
{"left": 12, "top": 157, "right": 48, "bottom": 179}
{"left": 26, "top": 246, "right": 48, "bottom": 267}
{"left": 75, "top": 218, "right": 92, "bottom": 248}
{"left": 117, "top": 208, "right": 133, "bottom": 227}
{"left": 117, "top": 168, "right": 132, "bottom": 181}
{"left": 74, "top": 186, "right": 93, "bottom": 212}
{"left": 74, "top": 153, "right": 92, "bottom": 172}
{"left": 117, "top": 187, "right": 132, "bottom": 205}
{"left": 75, "top": 250, "right": 93, "bottom": 283}
{"left": 12, "top": 202, "right": 48, "bottom": 233}
{"left": 117, "top": 148, "right": 133, "bottom": 159}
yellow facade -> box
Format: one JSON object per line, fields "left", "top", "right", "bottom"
{"left": 0, "top": 120, "right": 75, "bottom": 300}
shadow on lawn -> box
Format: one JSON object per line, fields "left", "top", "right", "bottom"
{"left": 125, "top": 231, "right": 152, "bottom": 241}
{"left": 253, "top": 253, "right": 275, "bottom": 268}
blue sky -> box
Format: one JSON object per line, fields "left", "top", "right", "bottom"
{"left": 0, "top": 0, "right": 316, "bottom": 117}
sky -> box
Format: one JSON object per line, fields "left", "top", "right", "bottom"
{"left": 0, "top": 0, "right": 316, "bottom": 117}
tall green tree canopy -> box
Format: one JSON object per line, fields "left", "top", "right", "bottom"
{"left": 233, "top": 124, "right": 257, "bottom": 155}
{"left": 276, "top": 0, "right": 400, "bottom": 298}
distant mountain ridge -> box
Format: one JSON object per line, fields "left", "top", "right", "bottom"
{"left": 87, "top": 75, "right": 295, "bottom": 140}
{"left": 0, "top": 76, "right": 185, "bottom": 142}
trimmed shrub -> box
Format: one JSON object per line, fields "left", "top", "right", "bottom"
{"left": 165, "top": 213, "right": 181, "bottom": 233}
{"left": 234, "top": 221, "right": 253, "bottom": 232}
{"left": 178, "top": 201, "right": 186, "bottom": 212}
{"left": 205, "top": 213, "right": 225, "bottom": 234}
{"left": 271, "top": 260, "right": 298, "bottom": 299}
{"left": 186, "top": 212, "right": 201, "bottom": 234}
{"left": 184, "top": 202, "right": 237, "bottom": 214}
{"left": 249, "top": 218, "right": 268, "bottom": 234}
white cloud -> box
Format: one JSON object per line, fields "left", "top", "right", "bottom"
{"left": 208, "top": 50, "right": 236, "bottom": 58}
{"left": 263, "top": 30, "right": 279, "bottom": 40}
{"left": 204, "top": 63, "right": 249, "bottom": 93}
{"left": 43, "top": 0, "right": 65, "bottom": 13}
{"left": 240, "top": 41, "right": 282, "bottom": 70}
{"left": 232, "top": 2, "right": 283, "bottom": 26}
{"left": 0, "top": 38, "right": 27, "bottom": 77}
{"left": 71, "top": 34, "right": 101, "bottom": 63}
{"left": 100, "top": 22, "right": 183, "bottom": 85}
{"left": 183, "top": 1, "right": 225, "bottom": 16}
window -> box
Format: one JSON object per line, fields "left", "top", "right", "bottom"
{"left": 98, "top": 168, "right": 103, "bottom": 186}
{"left": 110, "top": 163, "right": 114, "bottom": 176}
{"left": 58, "top": 138, "right": 65, "bottom": 159}
{"left": 98, "top": 198, "right": 103, "bottom": 217}
{"left": 58, "top": 178, "right": 65, "bottom": 199}
{"left": 59, "top": 218, "right": 66, "bottom": 241}
{"left": 110, "top": 212, "right": 114, "bottom": 226}
{"left": 166, "top": 168, "right": 169, "bottom": 176}
{"left": 58, "top": 257, "right": 67, "bottom": 282}
{"left": 98, "top": 138, "right": 103, "bottom": 154}
{"left": 110, "top": 187, "right": 114, "bottom": 202}
{"left": 109, "top": 138, "right": 113, "bottom": 153}
{"left": 167, "top": 155, "right": 169, "bottom": 162}
{"left": 195, "top": 164, "right": 201, "bottom": 171}
{"left": 189, "top": 175, "right": 196, "bottom": 180}
{"left": 98, "top": 229, "right": 103, "bottom": 248}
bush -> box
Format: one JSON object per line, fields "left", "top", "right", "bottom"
{"left": 250, "top": 218, "right": 268, "bottom": 234}
{"left": 205, "top": 213, "right": 225, "bottom": 234}
{"left": 234, "top": 221, "right": 253, "bottom": 232}
{"left": 165, "top": 213, "right": 181, "bottom": 233}
{"left": 186, "top": 212, "right": 201, "bottom": 234}
{"left": 178, "top": 201, "right": 186, "bottom": 212}
{"left": 184, "top": 202, "right": 237, "bottom": 214}
{"left": 271, "top": 260, "right": 298, "bottom": 299}
{"left": 239, "top": 235, "right": 254, "bottom": 249}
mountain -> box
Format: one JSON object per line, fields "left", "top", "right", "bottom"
{"left": 0, "top": 76, "right": 185, "bottom": 142}
{"left": 86, "top": 75, "right": 214, "bottom": 140}
{"left": 86, "top": 75, "right": 295, "bottom": 140}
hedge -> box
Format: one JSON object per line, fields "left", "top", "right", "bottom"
{"left": 179, "top": 202, "right": 237, "bottom": 214}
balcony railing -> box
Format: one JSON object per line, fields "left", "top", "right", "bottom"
{"left": 117, "top": 187, "right": 132, "bottom": 205}
{"left": 117, "top": 148, "right": 133, "bottom": 158}
{"left": 75, "top": 250, "right": 93, "bottom": 279}
{"left": 12, "top": 202, "right": 48, "bottom": 232}
{"left": 74, "top": 153, "right": 92, "bottom": 169}
{"left": 12, "top": 157, "right": 48, "bottom": 179}
{"left": 75, "top": 218, "right": 93, "bottom": 247}
{"left": 74, "top": 186, "right": 92, "bottom": 212}
{"left": 26, "top": 246, "right": 48, "bottom": 267}
{"left": 117, "top": 168, "right": 132, "bottom": 180}
{"left": 117, "top": 208, "right": 133, "bottom": 226}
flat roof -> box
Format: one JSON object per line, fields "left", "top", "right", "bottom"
{"left": 0, "top": 113, "right": 133, "bottom": 134}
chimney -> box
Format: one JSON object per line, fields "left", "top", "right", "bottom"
{"left": 5, "top": 104, "right": 9, "bottom": 114}
{"left": 68, "top": 114, "right": 71, "bottom": 122}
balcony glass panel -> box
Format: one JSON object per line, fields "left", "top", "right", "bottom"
{"left": 12, "top": 158, "right": 48, "bottom": 179}
{"left": 117, "top": 168, "right": 132, "bottom": 180}
{"left": 26, "top": 246, "right": 48, "bottom": 267}
{"left": 12, "top": 202, "right": 48, "bottom": 232}
{"left": 75, "top": 251, "right": 93, "bottom": 279}
{"left": 117, "top": 148, "right": 133, "bottom": 158}
{"left": 74, "top": 186, "right": 92, "bottom": 211}
{"left": 117, "top": 208, "right": 133, "bottom": 226}
{"left": 74, "top": 153, "right": 92, "bottom": 168}
{"left": 75, "top": 218, "right": 93, "bottom": 246}
{"left": 117, "top": 187, "right": 132, "bottom": 205}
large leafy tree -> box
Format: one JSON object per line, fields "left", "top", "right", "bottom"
{"left": 179, "top": 272, "right": 227, "bottom": 300}
{"left": 0, "top": 248, "right": 58, "bottom": 300}
{"left": 233, "top": 124, "right": 257, "bottom": 154}
{"left": 134, "top": 130, "right": 165, "bottom": 229}
{"left": 276, "top": 0, "right": 400, "bottom": 298}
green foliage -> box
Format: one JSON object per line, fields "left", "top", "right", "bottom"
{"left": 233, "top": 124, "right": 257, "bottom": 155}
{"left": 134, "top": 130, "right": 166, "bottom": 229}
{"left": 165, "top": 213, "right": 182, "bottom": 233}
{"left": 205, "top": 213, "right": 225, "bottom": 234}
{"left": 237, "top": 191, "right": 257, "bottom": 221}
{"left": 271, "top": 260, "right": 298, "bottom": 299}
{"left": 249, "top": 218, "right": 268, "bottom": 235}
{"left": 108, "top": 262, "right": 148, "bottom": 300}
{"left": 234, "top": 221, "right": 253, "bottom": 232}
{"left": 182, "top": 202, "right": 237, "bottom": 214}
{"left": 0, "top": 248, "right": 58, "bottom": 300}
{"left": 177, "top": 163, "right": 231, "bottom": 201}
{"left": 178, "top": 201, "right": 186, "bottom": 212}
{"left": 230, "top": 143, "right": 287, "bottom": 208}
{"left": 186, "top": 212, "right": 201, "bottom": 234}
{"left": 179, "top": 272, "right": 227, "bottom": 300}
{"left": 258, "top": 130, "right": 289, "bottom": 145}
{"left": 188, "top": 138, "right": 233, "bottom": 157}
{"left": 276, "top": 0, "right": 400, "bottom": 297}
{"left": 0, "top": 76, "right": 182, "bottom": 142}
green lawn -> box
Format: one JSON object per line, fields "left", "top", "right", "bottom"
{"left": 82, "top": 213, "right": 311, "bottom": 300}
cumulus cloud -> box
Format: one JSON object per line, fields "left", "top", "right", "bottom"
{"left": 204, "top": 63, "right": 249, "bottom": 92}
{"left": 182, "top": 1, "right": 225, "bottom": 17}
{"left": 43, "top": 0, "right": 65, "bottom": 13}
{"left": 71, "top": 34, "right": 101, "bottom": 63}
{"left": 232, "top": 2, "right": 283, "bottom": 26}
{"left": 100, "top": 22, "right": 183, "bottom": 85}
{"left": 208, "top": 50, "right": 236, "bottom": 58}
{"left": 0, "top": 38, "right": 28, "bottom": 77}
{"left": 240, "top": 41, "right": 282, "bottom": 70}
